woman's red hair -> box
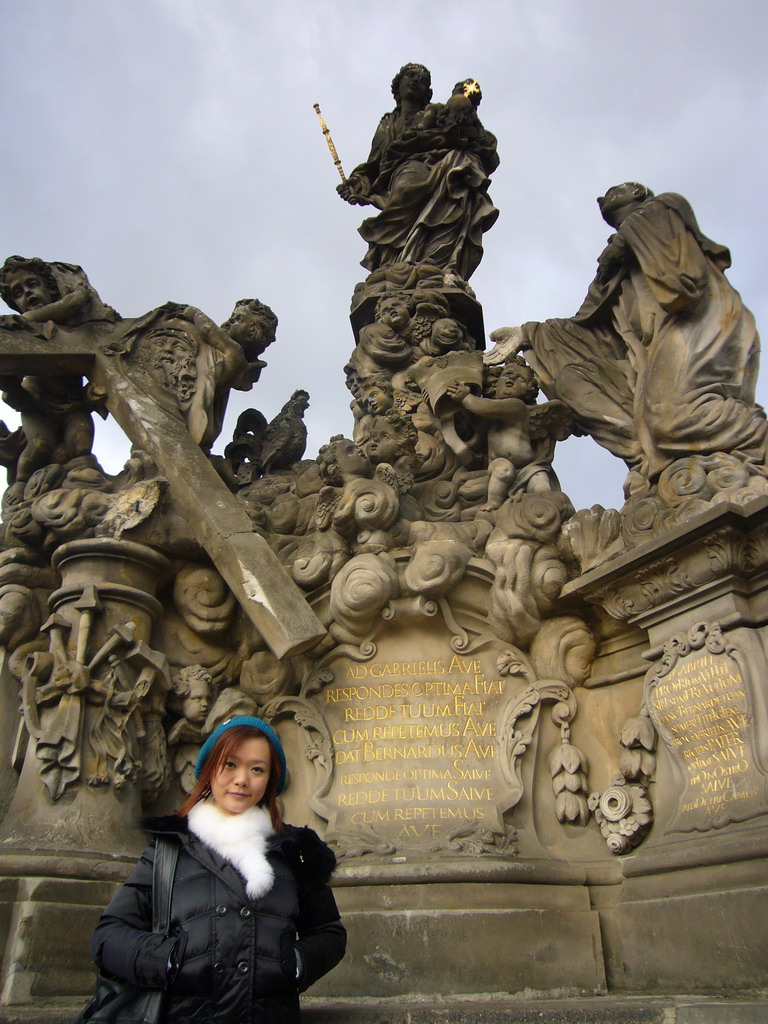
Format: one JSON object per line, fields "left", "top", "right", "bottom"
{"left": 178, "top": 725, "right": 284, "bottom": 831}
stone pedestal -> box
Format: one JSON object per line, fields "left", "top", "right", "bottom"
{"left": 564, "top": 497, "right": 768, "bottom": 992}
{"left": 274, "top": 564, "right": 611, "bottom": 997}
{"left": 0, "top": 539, "right": 169, "bottom": 1005}
{"left": 0, "top": 539, "right": 169, "bottom": 855}
{"left": 5, "top": 501, "right": 768, "bottom": 1004}
{"left": 0, "top": 856, "right": 135, "bottom": 1005}
{"left": 324, "top": 863, "right": 606, "bottom": 998}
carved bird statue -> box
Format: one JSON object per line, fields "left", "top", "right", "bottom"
{"left": 225, "top": 390, "right": 310, "bottom": 484}
{"left": 260, "top": 390, "right": 310, "bottom": 474}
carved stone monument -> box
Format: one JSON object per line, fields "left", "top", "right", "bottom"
{"left": 0, "top": 65, "right": 767, "bottom": 1007}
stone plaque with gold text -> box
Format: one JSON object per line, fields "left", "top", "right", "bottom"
{"left": 645, "top": 620, "right": 768, "bottom": 833}
{"left": 313, "top": 618, "right": 525, "bottom": 855}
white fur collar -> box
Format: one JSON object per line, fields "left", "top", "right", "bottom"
{"left": 188, "top": 801, "right": 275, "bottom": 898}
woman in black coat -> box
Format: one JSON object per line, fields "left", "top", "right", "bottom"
{"left": 92, "top": 716, "right": 346, "bottom": 1023}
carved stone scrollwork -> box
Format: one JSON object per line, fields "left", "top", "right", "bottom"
{"left": 156, "top": 563, "right": 239, "bottom": 686}
{"left": 239, "top": 650, "right": 298, "bottom": 706}
{"left": 428, "top": 822, "right": 518, "bottom": 856}
{"left": 705, "top": 524, "right": 768, "bottom": 578}
{"left": 486, "top": 493, "right": 573, "bottom": 647}
{"left": 328, "top": 552, "right": 400, "bottom": 648}
{"left": 326, "top": 825, "right": 397, "bottom": 860}
{"left": 636, "top": 557, "right": 692, "bottom": 608}
{"left": 497, "top": 678, "right": 572, "bottom": 813}
{"left": 569, "top": 508, "right": 768, "bottom": 626}
{"left": 403, "top": 538, "right": 472, "bottom": 596}
{"left": 590, "top": 585, "right": 636, "bottom": 621}
{"left": 261, "top": 694, "right": 335, "bottom": 819}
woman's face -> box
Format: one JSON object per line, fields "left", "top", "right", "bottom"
{"left": 211, "top": 735, "right": 271, "bottom": 815}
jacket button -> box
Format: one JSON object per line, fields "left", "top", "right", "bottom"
{"left": 214, "top": 962, "right": 225, "bottom": 974}
{"left": 237, "top": 961, "right": 250, "bottom": 974}
{"left": 216, "top": 904, "right": 228, "bottom": 916}
{"left": 239, "top": 907, "right": 252, "bottom": 918}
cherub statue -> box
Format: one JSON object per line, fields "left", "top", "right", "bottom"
{"left": 168, "top": 664, "right": 212, "bottom": 733}
{"left": 446, "top": 357, "right": 572, "bottom": 510}
{"left": 348, "top": 293, "right": 414, "bottom": 377}
{"left": 221, "top": 298, "right": 278, "bottom": 385}
{"left": 344, "top": 367, "right": 398, "bottom": 450}
{"left": 315, "top": 435, "right": 401, "bottom": 555}
{"left": 357, "top": 374, "right": 394, "bottom": 418}
{"left": 167, "top": 665, "right": 213, "bottom": 794}
{"left": 345, "top": 369, "right": 394, "bottom": 423}
{"left": 362, "top": 409, "right": 423, "bottom": 490}
{"left": 0, "top": 257, "right": 116, "bottom": 481}
{"left": 0, "top": 256, "right": 119, "bottom": 329}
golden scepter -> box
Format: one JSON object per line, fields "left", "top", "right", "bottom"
{"left": 313, "top": 103, "right": 346, "bottom": 183}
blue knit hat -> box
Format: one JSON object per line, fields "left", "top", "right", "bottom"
{"left": 195, "top": 716, "right": 287, "bottom": 794}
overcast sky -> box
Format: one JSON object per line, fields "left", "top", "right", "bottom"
{"left": 2, "top": 0, "right": 766, "bottom": 513}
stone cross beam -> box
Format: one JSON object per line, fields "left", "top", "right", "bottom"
{"left": 0, "top": 322, "right": 326, "bottom": 659}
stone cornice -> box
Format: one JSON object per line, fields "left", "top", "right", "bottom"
{"left": 562, "top": 498, "right": 768, "bottom": 626}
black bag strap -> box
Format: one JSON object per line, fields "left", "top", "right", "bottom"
{"left": 151, "top": 835, "right": 180, "bottom": 936}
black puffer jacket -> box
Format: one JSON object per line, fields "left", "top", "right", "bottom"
{"left": 92, "top": 815, "right": 346, "bottom": 1024}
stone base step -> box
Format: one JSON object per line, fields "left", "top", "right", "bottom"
{"left": 3, "top": 995, "right": 767, "bottom": 1024}
{"left": 302, "top": 995, "right": 767, "bottom": 1023}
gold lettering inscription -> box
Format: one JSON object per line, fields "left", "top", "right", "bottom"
{"left": 328, "top": 676, "right": 504, "bottom": 702}
{"left": 327, "top": 649, "right": 507, "bottom": 840}
{"left": 649, "top": 649, "right": 758, "bottom": 820}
